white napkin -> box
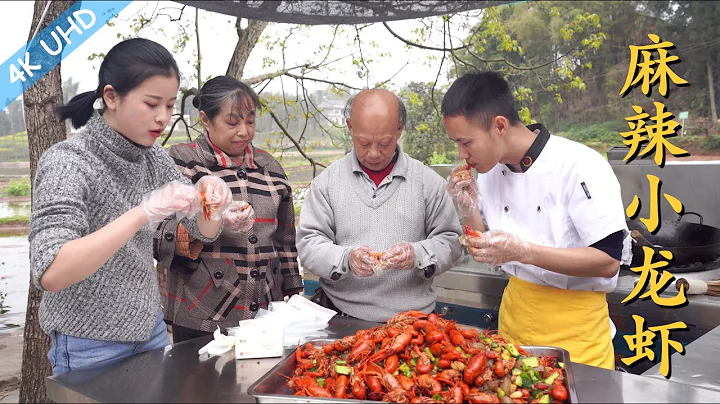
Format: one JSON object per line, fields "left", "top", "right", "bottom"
{"left": 198, "top": 327, "right": 235, "bottom": 357}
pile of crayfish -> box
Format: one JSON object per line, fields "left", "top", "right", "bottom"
{"left": 281, "top": 311, "right": 569, "bottom": 403}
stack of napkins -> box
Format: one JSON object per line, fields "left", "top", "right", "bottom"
{"left": 253, "top": 295, "right": 337, "bottom": 347}
{"left": 233, "top": 318, "right": 285, "bottom": 360}
{"left": 197, "top": 295, "right": 337, "bottom": 359}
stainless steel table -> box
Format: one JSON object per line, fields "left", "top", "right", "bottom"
{"left": 643, "top": 324, "right": 720, "bottom": 393}
{"left": 46, "top": 316, "right": 720, "bottom": 403}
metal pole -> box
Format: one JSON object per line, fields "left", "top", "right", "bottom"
{"left": 681, "top": 119, "right": 685, "bottom": 137}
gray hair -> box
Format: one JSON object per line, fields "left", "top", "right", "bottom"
{"left": 343, "top": 91, "right": 407, "bottom": 127}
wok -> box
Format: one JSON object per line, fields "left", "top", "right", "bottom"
{"left": 627, "top": 212, "right": 720, "bottom": 271}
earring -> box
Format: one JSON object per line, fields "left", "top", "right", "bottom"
{"left": 92, "top": 98, "right": 105, "bottom": 110}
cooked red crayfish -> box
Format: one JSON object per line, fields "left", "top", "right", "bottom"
{"left": 463, "top": 224, "right": 482, "bottom": 238}
{"left": 455, "top": 164, "right": 474, "bottom": 182}
{"left": 288, "top": 310, "right": 570, "bottom": 403}
{"left": 199, "top": 191, "right": 213, "bottom": 220}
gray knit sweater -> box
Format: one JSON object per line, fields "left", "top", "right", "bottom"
{"left": 29, "top": 112, "right": 218, "bottom": 342}
{"left": 296, "top": 147, "right": 463, "bottom": 322}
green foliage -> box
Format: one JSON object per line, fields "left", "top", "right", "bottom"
{"left": 451, "top": 1, "right": 610, "bottom": 125}
{"left": 2, "top": 177, "right": 30, "bottom": 197}
{"left": 562, "top": 121, "right": 625, "bottom": 143}
{"left": 702, "top": 135, "right": 720, "bottom": 152}
{"left": 0, "top": 215, "right": 29, "bottom": 226}
{"left": 400, "top": 82, "right": 457, "bottom": 165}
{"left": 292, "top": 185, "right": 308, "bottom": 219}
{"left": 428, "top": 152, "right": 453, "bottom": 165}
{"left": 0, "top": 291, "right": 9, "bottom": 315}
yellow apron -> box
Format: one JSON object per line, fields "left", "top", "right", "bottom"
{"left": 498, "top": 275, "right": 615, "bottom": 370}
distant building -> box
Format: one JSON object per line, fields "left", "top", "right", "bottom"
{"left": 316, "top": 98, "right": 346, "bottom": 127}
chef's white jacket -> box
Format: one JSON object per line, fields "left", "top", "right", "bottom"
{"left": 476, "top": 128, "right": 632, "bottom": 339}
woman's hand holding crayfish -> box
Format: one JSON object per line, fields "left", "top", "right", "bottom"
{"left": 224, "top": 200, "right": 255, "bottom": 232}
{"left": 141, "top": 180, "right": 201, "bottom": 224}
{"left": 196, "top": 176, "right": 233, "bottom": 221}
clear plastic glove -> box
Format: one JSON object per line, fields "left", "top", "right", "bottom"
{"left": 381, "top": 242, "right": 416, "bottom": 270}
{"left": 197, "top": 176, "right": 233, "bottom": 221}
{"left": 461, "top": 229, "right": 532, "bottom": 266}
{"left": 349, "top": 246, "right": 381, "bottom": 278}
{"left": 448, "top": 165, "right": 482, "bottom": 216}
{"left": 224, "top": 200, "right": 255, "bottom": 232}
{"left": 141, "top": 180, "right": 201, "bottom": 225}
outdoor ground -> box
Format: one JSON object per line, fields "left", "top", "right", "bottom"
{"left": 0, "top": 328, "right": 22, "bottom": 403}
{"left": 0, "top": 235, "right": 28, "bottom": 404}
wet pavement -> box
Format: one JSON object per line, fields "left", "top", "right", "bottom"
{"left": 0, "top": 235, "right": 29, "bottom": 331}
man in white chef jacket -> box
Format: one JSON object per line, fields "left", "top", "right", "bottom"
{"left": 443, "top": 71, "right": 631, "bottom": 370}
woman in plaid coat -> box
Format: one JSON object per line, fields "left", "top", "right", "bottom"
{"left": 154, "top": 76, "right": 303, "bottom": 342}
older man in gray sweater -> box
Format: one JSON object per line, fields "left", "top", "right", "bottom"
{"left": 296, "top": 89, "right": 463, "bottom": 322}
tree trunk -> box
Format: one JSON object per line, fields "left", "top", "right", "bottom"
{"left": 708, "top": 59, "right": 718, "bottom": 123}
{"left": 20, "top": 1, "right": 71, "bottom": 402}
{"left": 226, "top": 19, "right": 268, "bottom": 80}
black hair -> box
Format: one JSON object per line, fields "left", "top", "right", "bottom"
{"left": 193, "top": 76, "right": 260, "bottom": 122}
{"left": 441, "top": 71, "right": 521, "bottom": 130}
{"left": 56, "top": 38, "right": 180, "bottom": 129}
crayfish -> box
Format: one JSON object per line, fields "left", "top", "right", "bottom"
{"left": 286, "top": 310, "right": 571, "bottom": 404}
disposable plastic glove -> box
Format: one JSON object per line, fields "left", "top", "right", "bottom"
{"left": 224, "top": 200, "right": 255, "bottom": 232}
{"left": 349, "top": 246, "right": 381, "bottom": 278}
{"left": 461, "top": 230, "right": 532, "bottom": 266}
{"left": 196, "top": 176, "right": 233, "bottom": 221}
{"left": 447, "top": 165, "right": 482, "bottom": 216}
{"left": 141, "top": 180, "right": 201, "bottom": 225}
{"left": 381, "top": 242, "right": 416, "bottom": 270}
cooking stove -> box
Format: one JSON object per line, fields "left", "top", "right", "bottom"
{"left": 620, "top": 259, "right": 720, "bottom": 282}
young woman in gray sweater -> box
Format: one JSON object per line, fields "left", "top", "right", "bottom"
{"left": 28, "top": 38, "right": 233, "bottom": 376}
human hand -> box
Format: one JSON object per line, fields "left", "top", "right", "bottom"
{"left": 141, "top": 180, "right": 201, "bottom": 224}
{"left": 461, "top": 230, "right": 532, "bottom": 266}
{"left": 224, "top": 200, "right": 255, "bottom": 232}
{"left": 196, "top": 176, "right": 233, "bottom": 221}
{"left": 349, "top": 246, "right": 382, "bottom": 278}
{"left": 381, "top": 242, "right": 415, "bottom": 270}
{"left": 447, "top": 165, "right": 481, "bottom": 216}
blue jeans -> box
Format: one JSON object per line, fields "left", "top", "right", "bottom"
{"left": 48, "top": 310, "right": 170, "bottom": 376}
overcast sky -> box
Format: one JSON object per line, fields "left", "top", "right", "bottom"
{"left": 0, "top": 1, "right": 478, "bottom": 100}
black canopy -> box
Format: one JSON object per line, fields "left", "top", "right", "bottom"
{"left": 176, "top": 1, "right": 518, "bottom": 25}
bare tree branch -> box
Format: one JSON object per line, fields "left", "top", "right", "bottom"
{"left": 162, "top": 88, "right": 196, "bottom": 146}
{"left": 262, "top": 98, "right": 327, "bottom": 171}
{"left": 284, "top": 72, "right": 365, "bottom": 91}
{"left": 383, "top": 21, "right": 469, "bottom": 52}
{"left": 244, "top": 64, "right": 310, "bottom": 85}
{"left": 195, "top": 7, "right": 201, "bottom": 89}
{"left": 354, "top": 26, "right": 371, "bottom": 87}
{"left": 227, "top": 19, "right": 268, "bottom": 79}
{"left": 430, "top": 21, "right": 448, "bottom": 114}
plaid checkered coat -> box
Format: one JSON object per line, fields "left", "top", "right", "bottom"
{"left": 154, "top": 133, "right": 303, "bottom": 332}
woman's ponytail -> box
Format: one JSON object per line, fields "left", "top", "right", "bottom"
{"left": 55, "top": 90, "right": 98, "bottom": 129}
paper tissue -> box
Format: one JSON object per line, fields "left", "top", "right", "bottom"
{"left": 246, "top": 295, "right": 337, "bottom": 348}
{"left": 198, "top": 327, "right": 235, "bottom": 357}
{"left": 199, "top": 295, "right": 337, "bottom": 360}
{"left": 233, "top": 318, "right": 285, "bottom": 360}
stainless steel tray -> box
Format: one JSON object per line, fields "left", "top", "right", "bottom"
{"left": 247, "top": 338, "right": 579, "bottom": 403}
